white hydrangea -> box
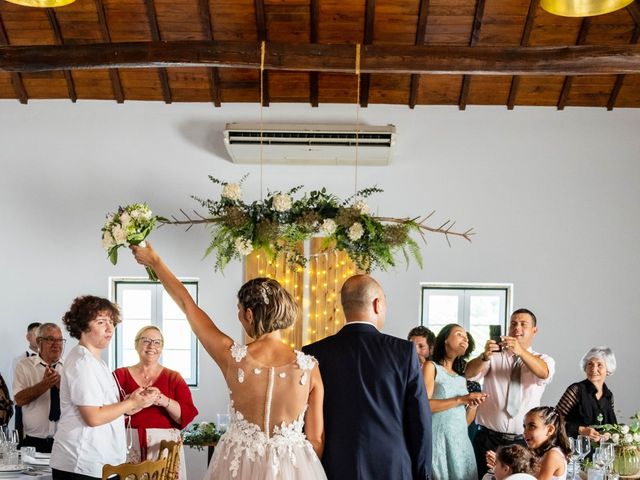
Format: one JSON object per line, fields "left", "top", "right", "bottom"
{"left": 234, "top": 237, "right": 253, "bottom": 256}
{"left": 102, "top": 231, "right": 116, "bottom": 251}
{"left": 352, "top": 199, "right": 370, "bottom": 215}
{"left": 621, "top": 425, "right": 630, "bottom": 435}
{"left": 222, "top": 183, "right": 242, "bottom": 201}
{"left": 111, "top": 224, "right": 128, "bottom": 245}
{"left": 348, "top": 222, "right": 364, "bottom": 241}
{"left": 612, "top": 433, "right": 620, "bottom": 444}
{"left": 320, "top": 219, "right": 337, "bottom": 235}
{"left": 272, "top": 193, "right": 292, "bottom": 213}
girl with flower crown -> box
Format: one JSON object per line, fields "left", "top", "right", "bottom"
{"left": 131, "top": 243, "right": 327, "bottom": 480}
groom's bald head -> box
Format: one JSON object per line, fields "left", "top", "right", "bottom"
{"left": 340, "top": 275, "right": 386, "bottom": 328}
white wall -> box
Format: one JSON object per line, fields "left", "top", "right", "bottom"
{"left": 1, "top": 101, "right": 639, "bottom": 477}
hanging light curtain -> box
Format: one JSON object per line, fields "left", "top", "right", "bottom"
{"left": 540, "top": 0, "right": 634, "bottom": 17}
{"left": 3, "top": 0, "right": 75, "bottom": 7}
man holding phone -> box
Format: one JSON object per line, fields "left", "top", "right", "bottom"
{"left": 464, "top": 308, "right": 555, "bottom": 477}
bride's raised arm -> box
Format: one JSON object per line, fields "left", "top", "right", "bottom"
{"left": 131, "top": 242, "right": 233, "bottom": 366}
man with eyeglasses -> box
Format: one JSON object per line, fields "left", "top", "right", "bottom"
{"left": 13, "top": 322, "right": 65, "bottom": 452}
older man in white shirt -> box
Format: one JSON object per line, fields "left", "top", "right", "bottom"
{"left": 465, "top": 308, "right": 555, "bottom": 478}
{"left": 13, "top": 323, "right": 65, "bottom": 453}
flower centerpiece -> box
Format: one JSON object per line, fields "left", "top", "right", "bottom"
{"left": 598, "top": 419, "right": 640, "bottom": 476}
{"left": 182, "top": 422, "right": 222, "bottom": 450}
{"left": 101, "top": 203, "right": 163, "bottom": 280}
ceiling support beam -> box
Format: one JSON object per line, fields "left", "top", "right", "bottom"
{"left": 507, "top": 0, "right": 539, "bottom": 110}
{"left": 0, "top": 13, "right": 27, "bottom": 104}
{"left": 3, "top": 41, "right": 640, "bottom": 75}
{"left": 144, "top": 0, "right": 172, "bottom": 103}
{"left": 359, "top": 0, "right": 375, "bottom": 107}
{"left": 309, "top": 0, "right": 319, "bottom": 107}
{"left": 607, "top": 26, "right": 640, "bottom": 110}
{"left": 557, "top": 17, "right": 591, "bottom": 110}
{"left": 255, "top": 0, "right": 269, "bottom": 106}
{"left": 45, "top": 8, "right": 77, "bottom": 102}
{"left": 198, "top": 0, "right": 221, "bottom": 107}
{"left": 94, "top": 0, "right": 124, "bottom": 103}
{"left": 459, "top": 0, "right": 486, "bottom": 110}
{"left": 408, "top": 0, "right": 430, "bottom": 109}
{"left": 627, "top": 0, "right": 640, "bottom": 27}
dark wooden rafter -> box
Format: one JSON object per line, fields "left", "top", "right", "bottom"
{"left": 94, "top": 0, "right": 124, "bottom": 103}
{"left": 409, "top": 0, "right": 430, "bottom": 109}
{"left": 0, "top": 12, "right": 27, "bottom": 104}
{"left": 45, "top": 8, "right": 77, "bottom": 102}
{"left": 507, "top": 0, "right": 540, "bottom": 110}
{"left": 144, "top": 0, "right": 172, "bottom": 103}
{"left": 309, "top": 0, "right": 319, "bottom": 107}
{"left": 3, "top": 41, "right": 640, "bottom": 75}
{"left": 254, "top": 0, "right": 269, "bottom": 106}
{"left": 607, "top": 25, "right": 640, "bottom": 110}
{"left": 459, "top": 0, "right": 486, "bottom": 110}
{"left": 627, "top": 0, "right": 640, "bottom": 27}
{"left": 557, "top": 17, "right": 591, "bottom": 110}
{"left": 198, "top": 0, "right": 221, "bottom": 107}
{"left": 359, "top": 0, "right": 375, "bottom": 107}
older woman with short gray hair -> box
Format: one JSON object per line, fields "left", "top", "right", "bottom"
{"left": 555, "top": 346, "right": 617, "bottom": 440}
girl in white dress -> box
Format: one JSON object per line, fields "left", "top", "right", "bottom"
{"left": 132, "top": 243, "right": 327, "bottom": 480}
{"left": 523, "top": 407, "right": 569, "bottom": 480}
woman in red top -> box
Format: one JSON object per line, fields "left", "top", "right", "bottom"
{"left": 114, "top": 326, "right": 198, "bottom": 479}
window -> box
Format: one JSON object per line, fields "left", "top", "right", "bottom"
{"left": 111, "top": 279, "right": 199, "bottom": 386}
{"left": 420, "top": 283, "right": 512, "bottom": 358}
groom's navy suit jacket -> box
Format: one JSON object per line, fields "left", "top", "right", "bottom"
{"left": 302, "top": 322, "right": 432, "bottom": 480}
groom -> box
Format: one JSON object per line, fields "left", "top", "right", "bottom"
{"left": 302, "top": 274, "right": 432, "bottom": 480}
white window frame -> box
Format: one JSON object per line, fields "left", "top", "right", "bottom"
{"left": 109, "top": 277, "right": 199, "bottom": 387}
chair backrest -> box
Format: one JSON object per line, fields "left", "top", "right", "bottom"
{"left": 158, "top": 439, "right": 181, "bottom": 480}
{"left": 102, "top": 456, "right": 168, "bottom": 480}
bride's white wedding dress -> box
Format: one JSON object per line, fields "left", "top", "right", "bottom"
{"left": 205, "top": 343, "right": 327, "bottom": 480}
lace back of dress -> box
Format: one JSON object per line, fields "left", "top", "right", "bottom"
{"left": 226, "top": 344, "right": 314, "bottom": 438}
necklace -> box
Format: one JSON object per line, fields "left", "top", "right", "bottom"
{"left": 136, "top": 363, "right": 161, "bottom": 387}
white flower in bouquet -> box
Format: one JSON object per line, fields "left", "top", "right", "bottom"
{"left": 320, "top": 219, "right": 337, "bottom": 235}
{"left": 112, "top": 223, "right": 128, "bottom": 245}
{"left": 612, "top": 433, "right": 620, "bottom": 444}
{"left": 272, "top": 193, "right": 292, "bottom": 212}
{"left": 621, "top": 425, "right": 630, "bottom": 435}
{"left": 624, "top": 433, "right": 634, "bottom": 444}
{"left": 102, "top": 231, "right": 116, "bottom": 250}
{"left": 633, "top": 433, "right": 640, "bottom": 443}
{"left": 348, "top": 222, "right": 364, "bottom": 241}
{"left": 352, "top": 200, "right": 370, "bottom": 215}
{"left": 119, "top": 212, "right": 132, "bottom": 230}
{"left": 235, "top": 237, "right": 254, "bottom": 256}
{"left": 222, "top": 183, "right": 242, "bottom": 201}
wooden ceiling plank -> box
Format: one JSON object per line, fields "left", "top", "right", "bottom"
{"left": 459, "top": 0, "right": 486, "bottom": 111}
{"left": 4, "top": 41, "right": 640, "bottom": 76}
{"left": 409, "top": 0, "right": 430, "bottom": 109}
{"left": 94, "top": 0, "right": 124, "bottom": 103}
{"left": 557, "top": 17, "right": 591, "bottom": 110}
{"left": 309, "top": 0, "right": 319, "bottom": 107}
{"left": 0, "top": 12, "right": 27, "bottom": 104}
{"left": 507, "top": 0, "right": 540, "bottom": 110}
{"left": 197, "top": 0, "right": 221, "bottom": 107}
{"left": 144, "top": 0, "right": 172, "bottom": 103}
{"left": 359, "top": 0, "right": 376, "bottom": 107}
{"left": 255, "top": 0, "right": 269, "bottom": 106}
{"left": 607, "top": 26, "right": 640, "bottom": 110}
{"left": 627, "top": 0, "right": 640, "bottom": 27}
{"left": 45, "top": 8, "right": 77, "bottom": 103}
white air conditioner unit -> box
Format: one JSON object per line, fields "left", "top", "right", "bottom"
{"left": 223, "top": 123, "right": 396, "bottom": 166}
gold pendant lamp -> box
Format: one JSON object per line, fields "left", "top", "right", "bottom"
{"left": 540, "top": 0, "right": 634, "bottom": 17}
{"left": 3, "top": 0, "right": 75, "bottom": 7}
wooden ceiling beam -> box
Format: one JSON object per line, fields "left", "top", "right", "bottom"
{"left": 0, "top": 12, "right": 27, "bottom": 104}
{"left": 309, "top": 0, "right": 319, "bottom": 107}
{"left": 198, "top": 0, "right": 221, "bottom": 107}
{"left": 557, "top": 17, "right": 591, "bottom": 110}
{"left": 409, "top": 0, "right": 430, "bottom": 109}
{"left": 359, "top": 0, "right": 375, "bottom": 107}
{"left": 507, "top": 0, "right": 540, "bottom": 110}
{"left": 94, "top": 0, "right": 124, "bottom": 103}
{"left": 459, "top": 0, "right": 486, "bottom": 110}
{"left": 627, "top": 0, "right": 640, "bottom": 27}
{"left": 607, "top": 25, "right": 640, "bottom": 110}
{"left": 144, "top": 0, "right": 172, "bottom": 103}
{"left": 255, "top": 0, "right": 269, "bottom": 106}
{"left": 45, "top": 8, "right": 77, "bottom": 102}
{"left": 3, "top": 41, "right": 640, "bottom": 75}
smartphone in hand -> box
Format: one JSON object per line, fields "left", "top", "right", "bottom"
{"left": 489, "top": 325, "right": 502, "bottom": 352}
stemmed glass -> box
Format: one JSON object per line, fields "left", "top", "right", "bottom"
{"left": 570, "top": 436, "right": 592, "bottom": 479}
{"left": 600, "top": 443, "right": 615, "bottom": 475}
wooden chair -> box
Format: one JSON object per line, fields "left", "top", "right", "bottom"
{"left": 158, "top": 439, "right": 181, "bottom": 480}
{"left": 102, "top": 456, "right": 168, "bottom": 480}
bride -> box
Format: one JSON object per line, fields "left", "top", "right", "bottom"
{"left": 131, "top": 243, "right": 327, "bottom": 480}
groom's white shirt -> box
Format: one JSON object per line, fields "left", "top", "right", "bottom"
{"left": 342, "top": 321, "right": 379, "bottom": 330}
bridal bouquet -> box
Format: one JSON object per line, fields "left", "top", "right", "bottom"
{"left": 182, "top": 422, "right": 222, "bottom": 449}
{"left": 101, "top": 203, "right": 160, "bottom": 280}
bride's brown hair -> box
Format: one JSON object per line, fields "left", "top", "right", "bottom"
{"left": 237, "top": 278, "right": 298, "bottom": 338}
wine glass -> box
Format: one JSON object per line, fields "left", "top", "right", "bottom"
{"left": 593, "top": 448, "right": 607, "bottom": 471}
{"left": 600, "top": 443, "right": 615, "bottom": 474}
{"left": 570, "top": 438, "right": 583, "bottom": 480}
